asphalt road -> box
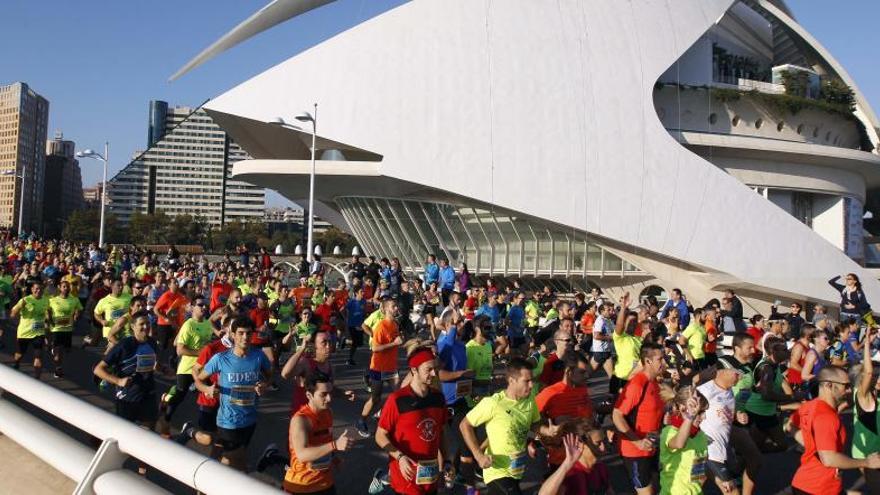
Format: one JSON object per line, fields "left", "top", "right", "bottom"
{"left": 0, "top": 319, "right": 869, "bottom": 495}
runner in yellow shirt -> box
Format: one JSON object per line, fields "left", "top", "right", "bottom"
{"left": 47, "top": 280, "right": 83, "bottom": 378}
{"left": 11, "top": 280, "right": 50, "bottom": 378}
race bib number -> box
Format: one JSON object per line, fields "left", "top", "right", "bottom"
{"left": 691, "top": 456, "right": 707, "bottom": 484}
{"left": 455, "top": 379, "right": 473, "bottom": 399}
{"left": 135, "top": 353, "right": 156, "bottom": 373}
{"left": 310, "top": 453, "right": 333, "bottom": 471}
{"left": 415, "top": 460, "right": 440, "bottom": 485}
{"left": 229, "top": 385, "right": 256, "bottom": 406}
{"left": 31, "top": 321, "right": 45, "bottom": 331}
{"left": 55, "top": 317, "right": 71, "bottom": 327}
{"left": 110, "top": 308, "right": 126, "bottom": 320}
{"left": 509, "top": 451, "right": 528, "bottom": 478}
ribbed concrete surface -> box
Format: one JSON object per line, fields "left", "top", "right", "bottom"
{"left": 0, "top": 435, "right": 76, "bottom": 494}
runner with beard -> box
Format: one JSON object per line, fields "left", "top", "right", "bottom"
{"left": 373, "top": 342, "right": 450, "bottom": 495}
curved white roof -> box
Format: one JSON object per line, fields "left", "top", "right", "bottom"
{"left": 201, "top": 0, "right": 880, "bottom": 305}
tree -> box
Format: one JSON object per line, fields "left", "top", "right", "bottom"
{"left": 62, "top": 209, "right": 123, "bottom": 243}
{"left": 314, "top": 227, "right": 357, "bottom": 255}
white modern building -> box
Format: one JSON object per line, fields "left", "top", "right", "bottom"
{"left": 108, "top": 101, "right": 265, "bottom": 226}
{"left": 174, "top": 0, "right": 880, "bottom": 312}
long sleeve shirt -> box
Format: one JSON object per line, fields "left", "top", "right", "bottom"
{"left": 659, "top": 298, "right": 690, "bottom": 329}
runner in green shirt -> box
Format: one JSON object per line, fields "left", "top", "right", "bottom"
{"left": 680, "top": 308, "right": 708, "bottom": 368}
{"left": 466, "top": 318, "right": 495, "bottom": 403}
{"left": 659, "top": 387, "right": 709, "bottom": 495}
{"left": 47, "top": 280, "right": 83, "bottom": 378}
{"left": 460, "top": 357, "right": 558, "bottom": 492}
{"left": 94, "top": 279, "right": 132, "bottom": 342}
{"left": 11, "top": 280, "right": 50, "bottom": 378}
{"left": 160, "top": 295, "right": 213, "bottom": 429}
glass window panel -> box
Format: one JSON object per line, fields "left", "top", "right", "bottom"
{"left": 550, "top": 230, "right": 569, "bottom": 273}
{"left": 425, "top": 203, "right": 460, "bottom": 263}
{"left": 586, "top": 244, "right": 602, "bottom": 271}
{"left": 457, "top": 208, "right": 492, "bottom": 272}
{"left": 515, "top": 217, "right": 537, "bottom": 274}
{"left": 448, "top": 207, "right": 478, "bottom": 270}
{"left": 386, "top": 200, "right": 424, "bottom": 268}
{"left": 603, "top": 251, "right": 623, "bottom": 272}
{"left": 537, "top": 230, "right": 552, "bottom": 272}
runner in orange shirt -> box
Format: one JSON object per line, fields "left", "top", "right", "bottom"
{"left": 357, "top": 299, "right": 402, "bottom": 437}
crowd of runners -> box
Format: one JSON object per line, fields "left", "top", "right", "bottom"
{"left": 4, "top": 235, "right": 880, "bottom": 494}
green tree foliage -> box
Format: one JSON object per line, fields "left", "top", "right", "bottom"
{"left": 62, "top": 209, "right": 124, "bottom": 243}
{"left": 313, "top": 226, "right": 357, "bottom": 254}
{"left": 820, "top": 78, "right": 856, "bottom": 111}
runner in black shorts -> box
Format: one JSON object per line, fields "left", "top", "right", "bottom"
{"left": 11, "top": 280, "right": 49, "bottom": 378}
{"left": 93, "top": 311, "right": 160, "bottom": 429}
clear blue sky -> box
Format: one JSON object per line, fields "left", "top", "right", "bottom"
{"left": 2, "top": 1, "right": 879, "bottom": 205}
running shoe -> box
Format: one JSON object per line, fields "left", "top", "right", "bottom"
{"left": 173, "top": 421, "right": 196, "bottom": 445}
{"left": 53, "top": 367, "right": 63, "bottom": 379}
{"left": 256, "top": 443, "right": 280, "bottom": 473}
{"left": 356, "top": 418, "right": 370, "bottom": 438}
{"left": 368, "top": 469, "right": 389, "bottom": 495}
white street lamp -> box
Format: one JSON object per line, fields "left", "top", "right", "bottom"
{"left": 0, "top": 169, "right": 24, "bottom": 236}
{"left": 270, "top": 104, "right": 318, "bottom": 262}
{"left": 76, "top": 143, "right": 110, "bottom": 247}
{"left": 332, "top": 245, "right": 342, "bottom": 256}
{"left": 352, "top": 246, "right": 361, "bottom": 257}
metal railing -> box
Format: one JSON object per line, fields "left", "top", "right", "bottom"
{"left": 0, "top": 364, "right": 278, "bottom": 495}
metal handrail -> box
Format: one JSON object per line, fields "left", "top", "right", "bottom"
{"left": 0, "top": 364, "right": 278, "bottom": 494}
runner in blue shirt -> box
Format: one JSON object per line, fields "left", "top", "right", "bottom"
{"left": 345, "top": 287, "right": 367, "bottom": 365}
{"left": 436, "top": 311, "right": 477, "bottom": 492}
{"left": 424, "top": 254, "right": 440, "bottom": 286}
{"left": 196, "top": 315, "right": 272, "bottom": 470}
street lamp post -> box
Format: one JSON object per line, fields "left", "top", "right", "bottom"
{"left": 270, "top": 104, "right": 318, "bottom": 262}
{"left": 1, "top": 168, "right": 25, "bottom": 236}
{"left": 76, "top": 142, "right": 109, "bottom": 247}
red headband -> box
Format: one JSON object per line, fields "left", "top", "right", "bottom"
{"left": 408, "top": 349, "right": 435, "bottom": 369}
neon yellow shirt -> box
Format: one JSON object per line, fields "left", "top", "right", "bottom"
{"left": 682, "top": 321, "right": 707, "bottom": 360}
{"left": 465, "top": 391, "right": 540, "bottom": 483}
{"left": 14, "top": 295, "right": 49, "bottom": 339}
{"left": 175, "top": 318, "right": 215, "bottom": 374}
{"left": 94, "top": 293, "right": 132, "bottom": 338}
{"left": 660, "top": 425, "right": 709, "bottom": 495}
{"left": 48, "top": 295, "right": 83, "bottom": 333}
{"left": 466, "top": 340, "right": 494, "bottom": 381}
{"left": 612, "top": 332, "right": 642, "bottom": 379}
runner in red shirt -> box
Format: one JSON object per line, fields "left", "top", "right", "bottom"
{"left": 535, "top": 352, "right": 593, "bottom": 470}
{"left": 375, "top": 344, "right": 450, "bottom": 495}
{"left": 790, "top": 365, "right": 880, "bottom": 495}
{"left": 313, "top": 294, "right": 338, "bottom": 348}
{"left": 539, "top": 325, "right": 577, "bottom": 387}
{"left": 210, "top": 272, "right": 233, "bottom": 314}
{"left": 612, "top": 342, "right": 667, "bottom": 495}
{"left": 249, "top": 293, "right": 278, "bottom": 389}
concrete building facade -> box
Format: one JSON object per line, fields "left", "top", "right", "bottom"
{"left": 43, "top": 134, "right": 85, "bottom": 238}
{"left": 107, "top": 101, "right": 265, "bottom": 227}
{"left": 0, "top": 82, "right": 49, "bottom": 234}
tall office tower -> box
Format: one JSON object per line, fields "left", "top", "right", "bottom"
{"left": 0, "top": 82, "right": 49, "bottom": 234}
{"left": 44, "top": 132, "right": 85, "bottom": 237}
{"left": 108, "top": 101, "right": 265, "bottom": 226}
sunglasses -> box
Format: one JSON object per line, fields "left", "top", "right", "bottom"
{"left": 820, "top": 380, "right": 851, "bottom": 388}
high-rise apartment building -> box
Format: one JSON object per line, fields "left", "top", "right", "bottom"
{"left": 0, "top": 82, "right": 49, "bottom": 234}
{"left": 108, "top": 101, "right": 264, "bottom": 226}
{"left": 44, "top": 133, "right": 85, "bottom": 237}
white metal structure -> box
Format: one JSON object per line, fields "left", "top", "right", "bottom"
{"left": 174, "top": 0, "right": 880, "bottom": 309}
{"left": 76, "top": 143, "right": 109, "bottom": 247}
{"left": 0, "top": 365, "right": 278, "bottom": 495}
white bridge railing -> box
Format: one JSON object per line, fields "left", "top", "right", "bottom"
{"left": 0, "top": 364, "right": 279, "bottom": 495}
